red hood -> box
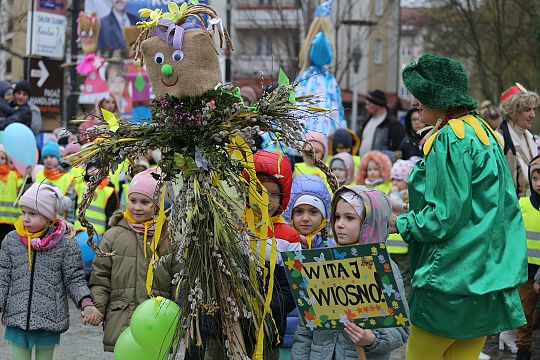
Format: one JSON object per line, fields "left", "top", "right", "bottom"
{"left": 245, "top": 150, "right": 293, "bottom": 215}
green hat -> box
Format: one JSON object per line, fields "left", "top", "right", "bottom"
{"left": 402, "top": 54, "right": 477, "bottom": 110}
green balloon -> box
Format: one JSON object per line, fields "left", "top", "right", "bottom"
{"left": 114, "top": 327, "right": 167, "bottom": 360}
{"left": 130, "top": 297, "right": 180, "bottom": 350}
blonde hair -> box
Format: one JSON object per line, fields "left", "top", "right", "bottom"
{"left": 501, "top": 91, "right": 540, "bottom": 121}
{"left": 298, "top": 17, "right": 334, "bottom": 73}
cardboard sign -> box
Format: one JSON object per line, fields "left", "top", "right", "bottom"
{"left": 282, "top": 243, "right": 409, "bottom": 331}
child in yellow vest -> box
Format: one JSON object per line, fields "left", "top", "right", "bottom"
{"left": 74, "top": 160, "right": 118, "bottom": 235}
{"left": 355, "top": 150, "right": 392, "bottom": 193}
{"left": 0, "top": 145, "right": 22, "bottom": 242}
{"left": 520, "top": 156, "right": 540, "bottom": 358}
{"left": 34, "top": 142, "right": 76, "bottom": 222}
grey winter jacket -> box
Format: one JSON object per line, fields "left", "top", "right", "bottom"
{"left": 0, "top": 230, "right": 91, "bottom": 333}
{"left": 291, "top": 260, "right": 409, "bottom": 360}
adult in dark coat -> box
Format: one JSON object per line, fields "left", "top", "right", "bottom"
{"left": 357, "top": 89, "right": 406, "bottom": 160}
{"left": 97, "top": 0, "right": 139, "bottom": 50}
{"left": 399, "top": 108, "right": 424, "bottom": 160}
{"left": 0, "top": 81, "right": 32, "bottom": 130}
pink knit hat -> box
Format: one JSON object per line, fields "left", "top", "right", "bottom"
{"left": 128, "top": 168, "right": 163, "bottom": 200}
{"left": 19, "top": 183, "right": 71, "bottom": 221}
{"left": 390, "top": 159, "right": 415, "bottom": 182}
{"left": 304, "top": 131, "right": 328, "bottom": 161}
{"left": 64, "top": 142, "right": 82, "bottom": 156}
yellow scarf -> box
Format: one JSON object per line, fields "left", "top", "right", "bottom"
{"left": 122, "top": 186, "right": 167, "bottom": 297}
{"left": 292, "top": 218, "right": 328, "bottom": 249}
{"left": 14, "top": 217, "right": 49, "bottom": 270}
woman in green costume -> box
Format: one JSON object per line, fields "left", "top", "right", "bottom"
{"left": 394, "top": 54, "right": 528, "bottom": 360}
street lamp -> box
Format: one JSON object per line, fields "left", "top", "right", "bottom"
{"left": 351, "top": 46, "right": 362, "bottom": 133}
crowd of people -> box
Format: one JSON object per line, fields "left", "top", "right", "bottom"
{"left": 0, "top": 53, "right": 538, "bottom": 360}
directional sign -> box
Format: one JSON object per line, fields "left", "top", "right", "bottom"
{"left": 28, "top": 58, "right": 63, "bottom": 119}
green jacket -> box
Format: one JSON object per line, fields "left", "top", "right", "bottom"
{"left": 89, "top": 212, "right": 179, "bottom": 352}
{"left": 397, "top": 116, "right": 527, "bottom": 338}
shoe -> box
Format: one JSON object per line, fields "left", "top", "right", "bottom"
{"left": 478, "top": 352, "right": 490, "bottom": 360}
{"left": 516, "top": 348, "right": 531, "bottom": 360}
{"left": 499, "top": 330, "right": 518, "bottom": 353}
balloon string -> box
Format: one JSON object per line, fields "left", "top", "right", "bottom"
{"left": 13, "top": 174, "right": 28, "bottom": 206}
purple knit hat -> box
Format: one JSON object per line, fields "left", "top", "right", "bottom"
{"left": 19, "top": 183, "right": 71, "bottom": 221}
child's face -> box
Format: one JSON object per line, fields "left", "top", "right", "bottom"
{"left": 336, "top": 144, "right": 351, "bottom": 154}
{"left": 391, "top": 179, "right": 408, "bottom": 191}
{"left": 44, "top": 155, "right": 59, "bottom": 169}
{"left": 128, "top": 193, "right": 155, "bottom": 222}
{"left": 0, "top": 152, "right": 7, "bottom": 165}
{"left": 331, "top": 162, "right": 347, "bottom": 184}
{"left": 4, "top": 91, "right": 13, "bottom": 103}
{"left": 367, "top": 161, "right": 381, "bottom": 181}
{"left": 21, "top": 206, "right": 51, "bottom": 232}
{"left": 101, "top": 96, "right": 117, "bottom": 113}
{"left": 333, "top": 199, "right": 362, "bottom": 246}
{"left": 532, "top": 170, "right": 540, "bottom": 194}
{"left": 258, "top": 180, "right": 281, "bottom": 217}
{"left": 107, "top": 73, "right": 127, "bottom": 98}
{"left": 292, "top": 204, "right": 323, "bottom": 236}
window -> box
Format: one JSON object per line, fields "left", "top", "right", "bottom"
{"left": 375, "top": 0, "right": 384, "bottom": 16}
{"left": 401, "top": 46, "right": 412, "bottom": 58}
{"left": 256, "top": 35, "right": 272, "bottom": 56}
{"left": 374, "top": 39, "right": 383, "bottom": 65}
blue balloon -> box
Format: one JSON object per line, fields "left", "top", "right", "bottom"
{"left": 3, "top": 123, "right": 36, "bottom": 166}
{"left": 75, "top": 231, "right": 101, "bottom": 264}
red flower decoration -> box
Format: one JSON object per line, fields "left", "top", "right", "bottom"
{"left": 293, "top": 259, "right": 304, "bottom": 270}
{"left": 304, "top": 310, "right": 315, "bottom": 321}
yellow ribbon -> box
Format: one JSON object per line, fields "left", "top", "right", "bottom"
{"left": 229, "top": 135, "right": 277, "bottom": 359}
{"left": 291, "top": 218, "right": 328, "bottom": 249}
{"left": 14, "top": 217, "right": 49, "bottom": 270}
{"left": 146, "top": 185, "right": 167, "bottom": 297}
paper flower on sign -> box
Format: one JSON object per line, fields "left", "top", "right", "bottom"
{"left": 101, "top": 108, "right": 119, "bottom": 132}
{"left": 294, "top": 251, "right": 305, "bottom": 261}
{"left": 382, "top": 284, "right": 396, "bottom": 297}
{"left": 395, "top": 313, "right": 408, "bottom": 326}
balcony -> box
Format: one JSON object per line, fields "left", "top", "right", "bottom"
{"left": 233, "top": 1, "right": 304, "bottom": 29}
{"left": 233, "top": 55, "right": 298, "bottom": 79}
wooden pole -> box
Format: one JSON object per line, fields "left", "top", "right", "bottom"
{"left": 356, "top": 344, "right": 367, "bottom": 360}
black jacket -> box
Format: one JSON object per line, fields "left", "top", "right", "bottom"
{"left": 399, "top": 109, "right": 424, "bottom": 160}
{"left": 358, "top": 111, "right": 405, "bottom": 153}
{"left": 0, "top": 104, "right": 32, "bottom": 130}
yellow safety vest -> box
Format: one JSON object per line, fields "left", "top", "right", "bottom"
{"left": 0, "top": 171, "right": 21, "bottom": 224}
{"left": 69, "top": 166, "right": 85, "bottom": 187}
{"left": 74, "top": 182, "right": 115, "bottom": 235}
{"left": 372, "top": 182, "right": 392, "bottom": 194}
{"left": 122, "top": 182, "right": 129, "bottom": 204}
{"left": 109, "top": 160, "right": 130, "bottom": 193}
{"left": 387, "top": 233, "right": 408, "bottom": 254}
{"left": 35, "top": 170, "right": 75, "bottom": 196}
{"left": 520, "top": 197, "right": 540, "bottom": 265}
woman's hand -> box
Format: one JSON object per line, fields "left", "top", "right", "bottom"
{"left": 388, "top": 213, "right": 398, "bottom": 234}
{"left": 82, "top": 306, "right": 103, "bottom": 326}
{"left": 344, "top": 322, "right": 376, "bottom": 347}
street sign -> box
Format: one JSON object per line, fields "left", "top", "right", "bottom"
{"left": 28, "top": 58, "right": 63, "bottom": 119}
{"left": 26, "top": 11, "right": 67, "bottom": 59}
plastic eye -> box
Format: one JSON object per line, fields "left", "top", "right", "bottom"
{"left": 154, "top": 52, "right": 165, "bottom": 64}
{"left": 172, "top": 50, "right": 184, "bottom": 62}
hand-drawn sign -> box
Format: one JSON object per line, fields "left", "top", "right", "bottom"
{"left": 282, "top": 243, "right": 409, "bottom": 331}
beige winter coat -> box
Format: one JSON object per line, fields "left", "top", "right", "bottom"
{"left": 89, "top": 212, "right": 179, "bottom": 352}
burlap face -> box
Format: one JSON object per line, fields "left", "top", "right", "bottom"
{"left": 141, "top": 29, "right": 221, "bottom": 99}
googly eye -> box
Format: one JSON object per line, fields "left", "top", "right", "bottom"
{"left": 172, "top": 50, "right": 184, "bottom": 62}
{"left": 154, "top": 52, "right": 165, "bottom": 64}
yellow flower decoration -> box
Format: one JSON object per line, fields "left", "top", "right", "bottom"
{"left": 392, "top": 301, "right": 399, "bottom": 309}
{"left": 394, "top": 313, "right": 408, "bottom": 326}
{"left": 369, "top": 319, "right": 376, "bottom": 326}
{"left": 285, "top": 257, "right": 295, "bottom": 270}
{"left": 314, "top": 318, "right": 322, "bottom": 327}
{"left": 163, "top": 2, "right": 188, "bottom": 23}
{"left": 137, "top": 8, "right": 163, "bottom": 28}
{"left": 379, "top": 243, "right": 386, "bottom": 249}
{"left": 371, "top": 247, "right": 378, "bottom": 256}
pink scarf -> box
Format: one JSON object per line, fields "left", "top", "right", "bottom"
{"left": 18, "top": 219, "right": 67, "bottom": 251}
